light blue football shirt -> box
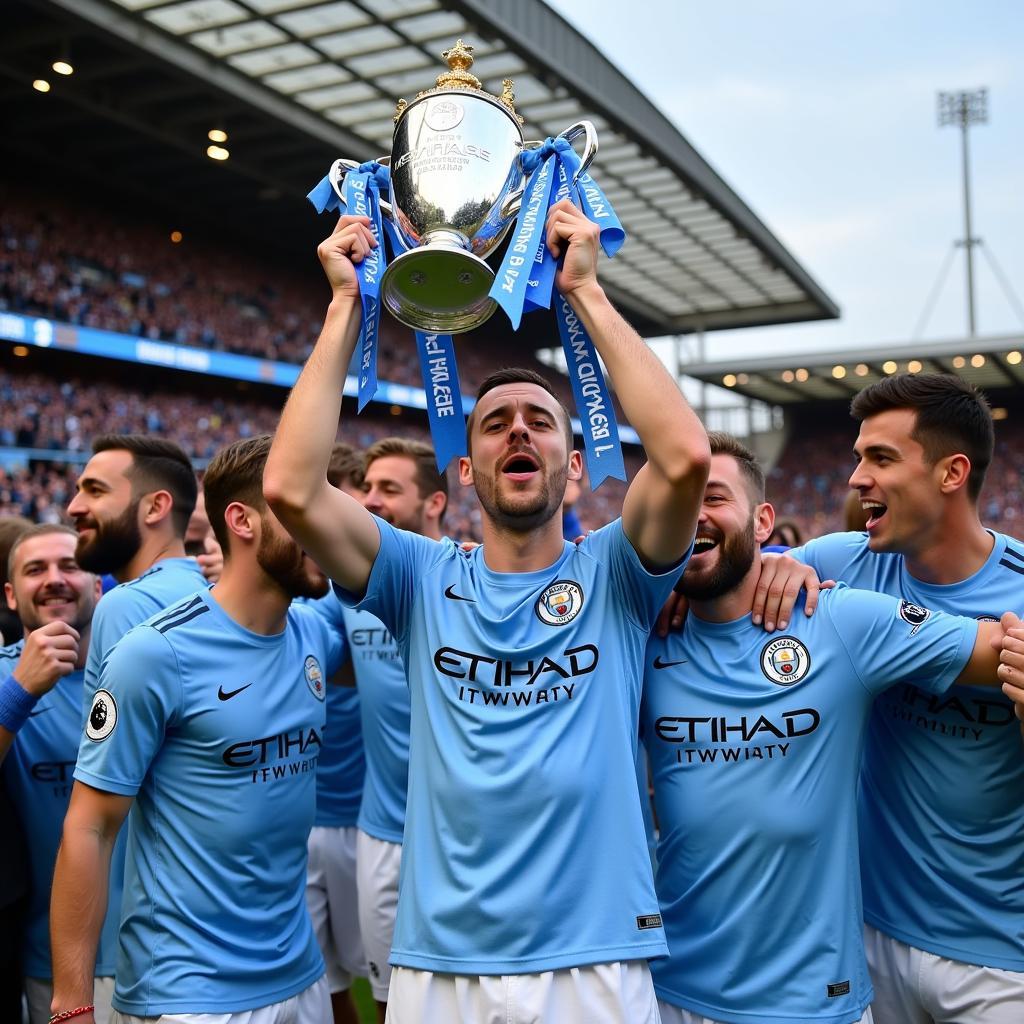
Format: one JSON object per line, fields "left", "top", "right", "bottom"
{"left": 74, "top": 590, "right": 343, "bottom": 1015}
{"left": 81, "top": 556, "right": 209, "bottom": 968}
{"left": 341, "top": 605, "right": 409, "bottom": 844}
{"left": 84, "top": 557, "right": 208, "bottom": 705}
{"left": 644, "top": 585, "right": 978, "bottom": 1024}
{"left": 302, "top": 593, "right": 364, "bottom": 828}
{"left": 0, "top": 652, "right": 119, "bottom": 978}
{"left": 335, "top": 516, "right": 680, "bottom": 973}
{"left": 791, "top": 531, "right": 1024, "bottom": 970}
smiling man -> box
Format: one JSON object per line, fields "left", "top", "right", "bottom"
{"left": 67, "top": 435, "right": 205, "bottom": 710}
{"left": 265, "top": 200, "right": 710, "bottom": 1023}
{"left": 644, "top": 432, "right": 1016, "bottom": 1024}
{"left": 51, "top": 436, "right": 345, "bottom": 1024}
{"left": 760, "top": 374, "right": 1024, "bottom": 1023}
{"left": 0, "top": 525, "right": 112, "bottom": 1023}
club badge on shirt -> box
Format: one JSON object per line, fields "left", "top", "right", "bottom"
{"left": 760, "top": 637, "right": 811, "bottom": 686}
{"left": 536, "top": 580, "right": 584, "bottom": 626}
{"left": 304, "top": 655, "right": 325, "bottom": 701}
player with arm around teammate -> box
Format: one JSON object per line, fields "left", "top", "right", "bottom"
{"left": 644, "top": 432, "right": 1016, "bottom": 1024}
{"left": 264, "top": 200, "right": 710, "bottom": 1024}
{"left": 747, "top": 374, "right": 1024, "bottom": 1023}
{"left": 50, "top": 435, "right": 344, "bottom": 1024}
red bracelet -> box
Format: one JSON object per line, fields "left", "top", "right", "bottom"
{"left": 48, "top": 1008, "right": 94, "bottom": 1024}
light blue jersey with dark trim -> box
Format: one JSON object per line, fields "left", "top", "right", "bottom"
{"left": 83, "top": 557, "right": 207, "bottom": 707}
{"left": 791, "top": 531, "right": 1024, "bottom": 970}
{"left": 644, "top": 585, "right": 977, "bottom": 1024}
{"left": 335, "top": 517, "right": 681, "bottom": 973}
{"left": 0, "top": 651, "right": 119, "bottom": 977}
{"left": 74, "top": 590, "right": 342, "bottom": 1015}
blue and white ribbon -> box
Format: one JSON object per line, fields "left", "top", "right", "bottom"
{"left": 489, "top": 139, "right": 627, "bottom": 488}
{"left": 307, "top": 163, "right": 391, "bottom": 412}
{"left": 415, "top": 332, "right": 466, "bottom": 471}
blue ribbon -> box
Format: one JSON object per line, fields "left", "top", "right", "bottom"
{"left": 489, "top": 138, "right": 627, "bottom": 488}
{"left": 307, "top": 163, "right": 394, "bottom": 412}
{"left": 414, "top": 332, "right": 466, "bottom": 471}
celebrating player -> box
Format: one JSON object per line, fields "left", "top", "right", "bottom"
{"left": 50, "top": 435, "right": 344, "bottom": 1023}
{"left": 753, "top": 374, "right": 1024, "bottom": 1022}
{"left": 644, "top": 433, "right": 1015, "bottom": 1024}
{"left": 265, "top": 200, "right": 710, "bottom": 1022}
{"left": 0, "top": 526, "right": 111, "bottom": 1023}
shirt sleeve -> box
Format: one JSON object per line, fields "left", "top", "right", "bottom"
{"left": 788, "top": 532, "right": 870, "bottom": 583}
{"left": 824, "top": 585, "right": 978, "bottom": 697}
{"left": 332, "top": 517, "right": 444, "bottom": 642}
{"left": 580, "top": 518, "right": 690, "bottom": 630}
{"left": 74, "top": 625, "right": 183, "bottom": 796}
{"left": 84, "top": 586, "right": 157, "bottom": 700}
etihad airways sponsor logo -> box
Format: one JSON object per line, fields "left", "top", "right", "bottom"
{"left": 656, "top": 708, "right": 821, "bottom": 766}
{"left": 433, "top": 644, "right": 598, "bottom": 707}
{"left": 222, "top": 727, "right": 323, "bottom": 783}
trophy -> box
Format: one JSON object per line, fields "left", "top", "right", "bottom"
{"left": 327, "top": 39, "right": 598, "bottom": 334}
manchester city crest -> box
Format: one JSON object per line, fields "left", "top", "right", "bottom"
{"left": 86, "top": 688, "right": 118, "bottom": 741}
{"left": 304, "top": 655, "right": 325, "bottom": 701}
{"left": 760, "top": 636, "right": 811, "bottom": 686}
{"left": 535, "top": 580, "right": 584, "bottom": 626}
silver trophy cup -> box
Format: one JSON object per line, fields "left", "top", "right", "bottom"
{"left": 328, "top": 40, "right": 598, "bottom": 334}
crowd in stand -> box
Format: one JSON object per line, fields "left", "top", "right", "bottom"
{"left": 2, "top": 183, "right": 1021, "bottom": 543}
{"left": 0, "top": 366, "right": 631, "bottom": 542}
{"left": 0, "top": 183, "right": 575, "bottom": 405}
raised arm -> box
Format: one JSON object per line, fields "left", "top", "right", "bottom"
{"left": 264, "top": 215, "right": 383, "bottom": 595}
{"left": 548, "top": 199, "right": 710, "bottom": 569}
{"left": 50, "top": 782, "right": 132, "bottom": 1022}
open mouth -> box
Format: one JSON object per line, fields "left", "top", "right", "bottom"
{"left": 691, "top": 533, "right": 720, "bottom": 556}
{"left": 501, "top": 452, "right": 540, "bottom": 480}
{"left": 861, "top": 499, "right": 888, "bottom": 530}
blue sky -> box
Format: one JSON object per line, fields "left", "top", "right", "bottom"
{"left": 545, "top": 1, "right": 1024, "bottom": 362}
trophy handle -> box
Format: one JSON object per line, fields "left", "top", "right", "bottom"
{"left": 557, "top": 120, "right": 599, "bottom": 188}
{"left": 501, "top": 123, "right": 598, "bottom": 218}
{"left": 328, "top": 158, "right": 395, "bottom": 220}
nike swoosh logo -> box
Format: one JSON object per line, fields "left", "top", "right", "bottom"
{"left": 444, "top": 585, "right": 475, "bottom": 603}
{"left": 653, "top": 656, "right": 688, "bottom": 670}
{"left": 28, "top": 707, "right": 53, "bottom": 717}
{"left": 218, "top": 683, "right": 253, "bottom": 701}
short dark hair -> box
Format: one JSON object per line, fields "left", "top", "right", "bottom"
{"left": 7, "top": 524, "right": 79, "bottom": 580}
{"left": 708, "top": 431, "right": 765, "bottom": 503}
{"left": 850, "top": 373, "right": 994, "bottom": 501}
{"left": 365, "top": 437, "right": 449, "bottom": 522}
{"left": 327, "top": 442, "right": 364, "bottom": 492}
{"left": 0, "top": 516, "right": 34, "bottom": 587}
{"left": 92, "top": 434, "right": 197, "bottom": 537}
{"left": 203, "top": 435, "right": 273, "bottom": 553}
{"left": 467, "top": 368, "right": 574, "bottom": 452}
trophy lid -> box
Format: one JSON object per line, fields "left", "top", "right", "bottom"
{"left": 393, "top": 39, "right": 524, "bottom": 124}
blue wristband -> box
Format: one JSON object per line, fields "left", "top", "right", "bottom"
{"left": 0, "top": 674, "right": 38, "bottom": 733}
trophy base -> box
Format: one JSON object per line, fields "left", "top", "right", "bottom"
{"left": 381, "top": 245, "right": 496, "bottom": 334}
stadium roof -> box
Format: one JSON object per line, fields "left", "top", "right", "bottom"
{"left": 7, "top": 0, "right": 838, "bottom": 340}
{"left": 682, "top": 332, "right": 1024, "bottom": 405}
